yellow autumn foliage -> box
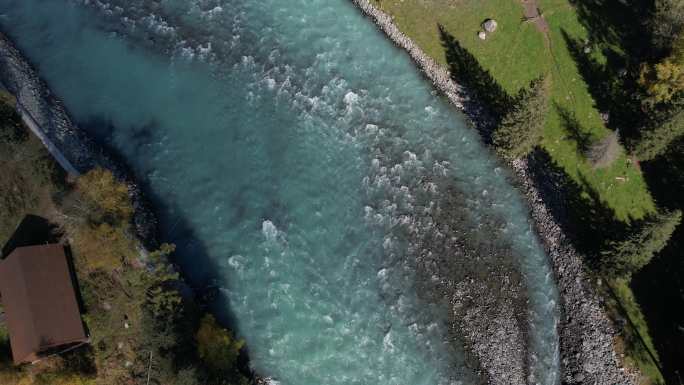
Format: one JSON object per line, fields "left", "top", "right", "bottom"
{"left": 76, "top": 168, "right": 133, "bottom": 224}
{"left": 71, "top": 222, "right": 135, "bottom": 271}
{"left": 639, "top": 58, "right": 684, "bottom": 104}
{"left": 196, "top": 314, "right": 244, "bottom": 375}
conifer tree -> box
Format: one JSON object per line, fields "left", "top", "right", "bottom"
{"left": 493, "top": 75, "right": 550, "bottom": 159}
{"left": 650, "top": 0, "right": 684, "bottom": 54}
{"left": 632, "top": 108, "right": 684, "bottom": 160}
{"left": 601, "top": 209, "right": 682, "bottom": 278}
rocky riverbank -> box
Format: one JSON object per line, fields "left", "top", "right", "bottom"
{"left": 349, "top": 1, "right": 638, "bottom": 384}
{"left": 513, "top": 156, "right": 639, "bottom": 385}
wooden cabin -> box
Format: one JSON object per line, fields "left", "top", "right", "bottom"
{"left": 0, "top": 244, "right": 88, "bottom": 364}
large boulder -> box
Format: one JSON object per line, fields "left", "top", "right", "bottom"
{"left": 483, "top": 19, "right": 498, "bottom": 33}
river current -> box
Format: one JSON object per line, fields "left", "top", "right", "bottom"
{"left": 0, "top": 1, "right": 560, "bottom": 384}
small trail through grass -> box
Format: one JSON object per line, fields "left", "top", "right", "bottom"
{"left": 522, "top": 0, "right": 578, "bottom": 108}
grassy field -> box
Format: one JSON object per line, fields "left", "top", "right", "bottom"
{"left": 369, "top": 0, "right": 663, "bottom": 383}
{"left": 371, "top": 0, "right": 655, "bottom": 222}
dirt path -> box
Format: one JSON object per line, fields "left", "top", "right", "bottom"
{"left": 522, "top": 0, "right": 550, "bottom": 35}
{"left": 521, "top": 0, "right": 579, "bottom": 108}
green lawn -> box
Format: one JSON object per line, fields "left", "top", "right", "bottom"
{"left": 371, "top": 0, "right": 655, "bottom": 222}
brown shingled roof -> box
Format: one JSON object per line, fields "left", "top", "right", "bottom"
{"left": 0, "top": 244, "right": 88, "bottom": 364}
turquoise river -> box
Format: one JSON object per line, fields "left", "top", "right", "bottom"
{"left": 0, "top": 1, "right": 559, "bottom": 384}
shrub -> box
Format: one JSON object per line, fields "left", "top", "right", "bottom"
{"left": 586, "top": 130, "right": 621, "bottom": 169}
{"left": 196, "top": 315, "right": 244, "bottom": 377}
{"left": 63, "top": 168, "right": 136, "bottom": 271}
{"left": 70, "top": 222, "right": 135, "bottom": 271}
{"left": 0, "top": 95, "right": 25, "bottom": 146}
{"left": 175, "top": 368, "right": 201, "bottom": 385}
{"left": 75, "top": 168, "right": 132, "bottom": 225}
{"left": 34, "top": 372, "right": 95, "bottom": 385}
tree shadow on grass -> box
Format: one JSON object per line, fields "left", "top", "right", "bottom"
{"left": 438, "top": 24, "right": 514, "bottom": 141}
{"left": 0, "top": 214, "right": 60, "bottom": 257}
{"left": 631, "top": 231, "right": 684, "bottom": 385}
{"left": 526, "top": 148, "right": 627, "bottom": 259}
{"left": 555, "top": 103, "right": 593, "bottom": 154}
{"left": 569, "top": 0, "right": 651, "bottom": 59}
{"left": 632, "top": 139, "right": 684, "bottom": 384}
{"left": 561, "top": 28, "right": 645, "bottom": 137}
{"left": 60, "top": 345, "right": 97, "bottom": 377}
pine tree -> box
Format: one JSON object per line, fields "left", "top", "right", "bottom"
{"left": 632, "top": 108, "right": 684, "bottom": 160}
{"left": 493, "top": 75, "right": 550, "bottom": 159}
{"left": 601, "top": 209, "right": 682, "bottom": 278}
{"left": 145, "top": 243, "right": 182, "bottom": 318}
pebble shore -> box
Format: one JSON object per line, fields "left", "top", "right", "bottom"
{"left": 349, "top": 1, "right": 639, "bottom": 384}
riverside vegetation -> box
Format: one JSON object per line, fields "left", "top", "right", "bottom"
{"left": 0, "top": 92, "right": 251, "bottom": 385}
{"left": 371, "top": 0, "right": 684, "bottom": 383}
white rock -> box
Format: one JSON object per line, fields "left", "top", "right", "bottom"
{"left": 478, "top": 31, "right": 487, "bottom": 40}
{"left": 483, "top": 19, "right": 498, "bottom": 33}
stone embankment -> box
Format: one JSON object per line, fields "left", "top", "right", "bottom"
{"left": 350, "top": 1, "right": 638, "bottom": 384}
